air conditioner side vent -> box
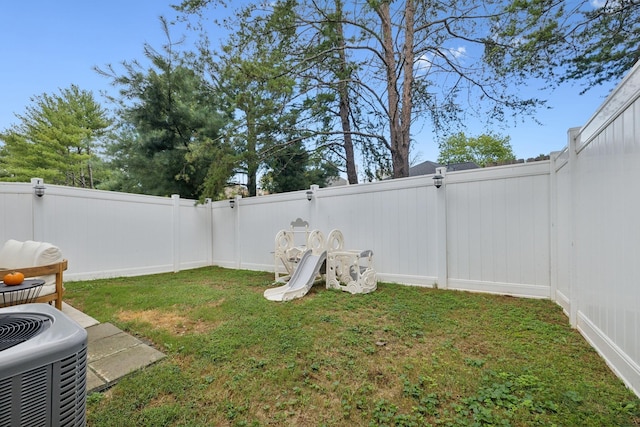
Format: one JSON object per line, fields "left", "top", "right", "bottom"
{"left": 0, "top": 377, "right": 12, "bottom": 427}
{"left": 0, "top": 365, "right": 51, "bottom": 427}
{"left": 56, "top": 348, "right": 88, "bottom": 427}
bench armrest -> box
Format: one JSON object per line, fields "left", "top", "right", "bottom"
{"left": 0, "top": 260, "right": 68, "bottom": 277}
{"left": 0, "top": 260, "right": 68, "bottom": 310}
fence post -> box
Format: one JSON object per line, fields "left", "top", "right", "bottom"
{"left": 435, "top": 167, "right": 448, "bottom": 289}
{"left": 234, "top": 195, "right": 242, "bottom": 269}
{"left": 172, "top": 194, "right": 181, "bottom": 273}
{"left": 30, "top": 178, "right": 45, "bottom": 242}
{"left": 205, "top": 198, "right": 213, "bottom": 266}
{"left": 549, "top": 152, "right": 559, "bottom": 303}
{"left": 568, "top": 128, "right": 580, "bottom": 327}
{"left": 308, "top": 184, "right": 319, "bottom": 227}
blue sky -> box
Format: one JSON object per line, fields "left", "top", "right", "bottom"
{"left": 0, "top": 1, "right": 188, "bottom": 129}
{"left": 0, "top": 1, "right": 621, "bottom": 165}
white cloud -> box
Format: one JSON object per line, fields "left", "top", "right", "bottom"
{"left": 449, "top": 46, "right": 467, "bottom": 59}
{"left": 590, "top": 0, "right": 622, "bottom": 9}
{"left": 416, "top": 46, "right": 467, "bottom": 74}
{"left": 416, "top": 54, "right": 433, "bottom": 71}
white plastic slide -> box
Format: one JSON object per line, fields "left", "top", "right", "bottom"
{"left": 264, "top": 249, "right": 327, "bottom": 302}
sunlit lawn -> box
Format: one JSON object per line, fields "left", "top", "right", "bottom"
{"left": 65, "top": 266, "right": 640, "bottom": 426}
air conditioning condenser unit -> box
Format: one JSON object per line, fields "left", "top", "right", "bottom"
{"left": 0, "top": 303, "right": 88, "bottom": 427}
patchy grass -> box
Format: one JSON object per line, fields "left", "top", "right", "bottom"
{"left": 66, "top": 267, "right": 640, "bottom": 426}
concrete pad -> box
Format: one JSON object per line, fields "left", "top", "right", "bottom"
{"left": 90, "top": 344, "right": 166, "bottom": 384}
{"left": 88, "top": 332, "right": 144, "bottom": 363}
{"left": 87, "top": 323, "right": 127, "bottom": 343}
{"left": 60, "top": 304, "right": 167, "bottom": 393}
{"left": 86, "top": 368, "right": 106, "bottom": 392}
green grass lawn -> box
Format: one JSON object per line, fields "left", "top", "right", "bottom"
{"left": 66, "top": 266, "right": 640, "bottom": 426}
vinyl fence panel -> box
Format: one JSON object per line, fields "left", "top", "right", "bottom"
{"left": 0, "top": 183, "right": 34, "bottom": 242}
{"left": 445, "top": 163, "right": 551, "bottom": 297}
{"left": 566, "top": 63, "right": 640, "bottom": 395}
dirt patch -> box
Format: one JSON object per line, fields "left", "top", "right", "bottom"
{"left": 117, "top": 309, "right": 218, "bottom": 335}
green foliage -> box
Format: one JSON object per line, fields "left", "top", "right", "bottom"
{"left": 438, "top": 132, "right": 516, "bottom": 167}
{"left": 561, "top": 0, "right": 640, "bottom": 90}
{"left": 261, "top": 142, "right": 338, "bottom": 193}
{"left": 174, "top": 0, "right": 640, "bottom": 184}
{"left": 98, "top": 17, "right": 234, "bottom": 200}
{"left": 178, "top": 0, "right": 562, "bottom": 181}
{"left": 206, "top": 0, "right": 340, "bottom": 196}
{"left": 66, "top": 267, "right": 640, "bottom": 426}
{"left": 487, "top": 0, "right": 639, "bottom": 92}
{"left": 0, "top": 85, "right": 112, "bottom": 187}
{"left": 210, "top": 1, "right": 305, "bottom": 197}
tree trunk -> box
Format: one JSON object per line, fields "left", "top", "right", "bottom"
{"left": 398, "top": 0, "right": 415, "bottom": 178}
{"left": 246, "top": 111, "right": 258, "bottom": 197}
{"left": 335, "top": 5, "right": 358, "bottom": 184}
{"left": 88, "top": 162, "right": 95, "bottom": 189}
{"left": 339, "top": 93, "right": 358, "bottom": 184}
{"left": 377, "top": 0, "right": 414, "bottom": 179}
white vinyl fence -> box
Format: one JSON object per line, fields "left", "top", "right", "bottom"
{"left": 211, "top": 161, "right": 552, "bottom": 298}
{"left": 550, "top": 62, "right": 640, "bottom": 396}
{"left": 0, "top": 62, "right": 638, "bottom": 398}
{"left": 0, "top": 185, "right": 212, "bottom": 280}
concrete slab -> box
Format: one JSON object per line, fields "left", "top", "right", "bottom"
{"left": 86, "top": 323, "right": 122, "bottom": 343}
{"left": 84, "top": 323, "right": 166, "bottom": 391}
{"left": 87, "top": 331, "right": 143, "bottom": 362}
{"left": 90, "top": 344, "right": 166, "bottom": 384}
{"left": 86, "top": 368, "right": 106, "bottom": 392}
{"left": 62, "top": 303, "right": 166, "bottom": 393}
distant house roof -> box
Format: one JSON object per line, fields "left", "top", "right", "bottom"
{"left": 409, "top": 160, "right": 479, "bottom": 177}
{"left": 326, "top": 176, "right": 348, "bottom": 187}
{"left": 409, "top": 161, "right": 441, "bottom": 176}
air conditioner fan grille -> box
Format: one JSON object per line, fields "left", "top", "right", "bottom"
{"left": 0, "top": 314, "right": 51, "bottom": 351}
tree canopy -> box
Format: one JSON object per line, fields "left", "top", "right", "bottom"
{"left": 0, "top": 85, "right": 112, "bottom": 187}
{"left": 97, "top": 18, "right": 235, "bottom": 199}
{"left": 198, "top": 1, "right": 343, "bottom": 194}
{"left": 178, "top": 0, "right": 608, "bottom": 180}
{"left": 438, "top": 132, "right": 516, "bottom": 167}
{"left": 261, "top": 141, "right": 338, "bottom": 194}
{"left": 561, "top": 0, "right": 640, "bottom": 90}
{"left": 3, "top": 0, "right": 638, "bottom": 198}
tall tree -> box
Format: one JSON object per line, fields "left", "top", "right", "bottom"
{"left": 215, "top": 9, "right": 296, "bottom": 197}
{"left": 330, "top": 0, "right": 358, "bottom": 184}
{"left": 293, "top": 0, "right": 368, "bottom": 184}
{"left": 179, "top": 0, "right": 629, "bottom": 180}
{"left": 97, "top": 18, "right": 234, "bottom": 199}
{"left": 179, "top": 0, "right": 369, "bottom": 184}
{"left": 0, "top": 85, "right": 111, "bottom": 187}
{"left": 437, "top": 132, "right": 515, "bottom": 167}
{"left": 193, "top": 0, "right": 340, "bottom": 196}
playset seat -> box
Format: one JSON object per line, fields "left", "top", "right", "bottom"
{"left": 325, "top": 230, "right": 377, "bottom": 294}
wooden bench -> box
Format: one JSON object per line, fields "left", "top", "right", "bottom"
{"left": 0, "top": 260, "right": 68, "bottom": 310}
{"left": 0, "top": 240, "right": 68, "bottom": 310}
